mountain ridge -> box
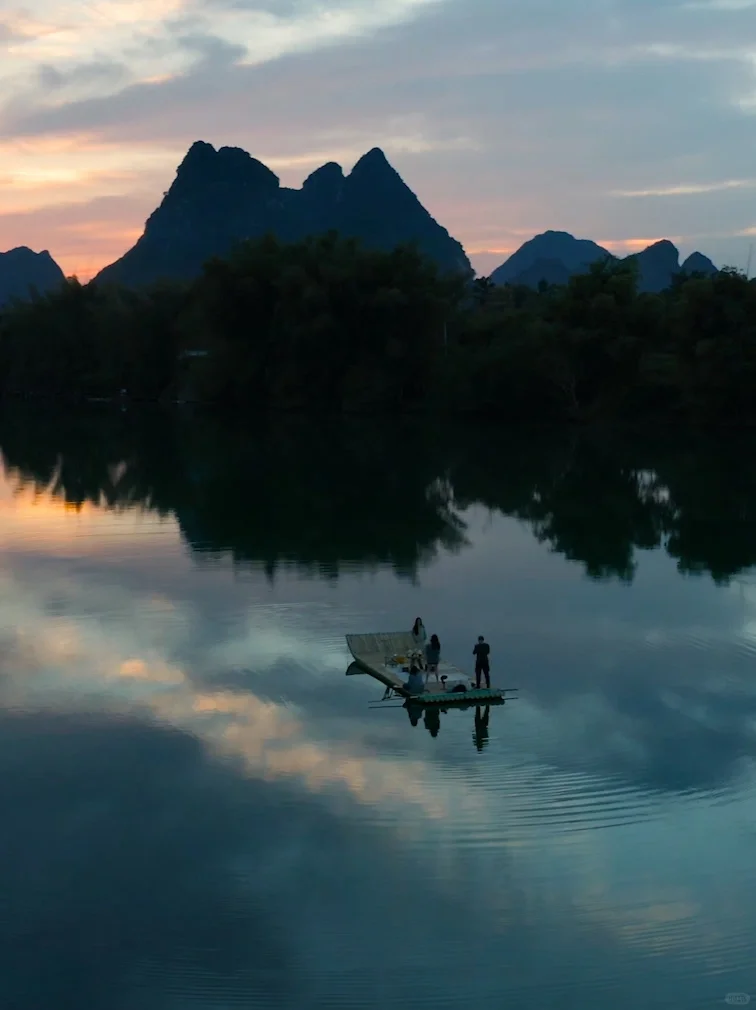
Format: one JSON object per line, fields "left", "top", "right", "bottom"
{"left": 1, "top": 145, "right": 726, "bottom": 297}
{"left": 94, "top": 141, "right": 472, "bottom": 287}
{"left": 491, "top": 232, "right": 719, "bottom": 292}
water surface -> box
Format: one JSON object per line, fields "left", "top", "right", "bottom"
{"left": 0, "top": 409, "right": 754, "bottom": 1009}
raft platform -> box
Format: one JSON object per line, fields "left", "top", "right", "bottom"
{"left": 345, "top": 631, "right": 512, "bottom": 705}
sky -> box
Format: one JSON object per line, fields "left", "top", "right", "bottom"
{"left": 2, "top": 0, "right": 756, "bottom": 280}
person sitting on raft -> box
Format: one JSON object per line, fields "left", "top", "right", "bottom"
{"left": 406, "top": 663, "right": 425, "bottom": 696}
{"left": 425, "top": 634, "right": 441, "bottom": 680}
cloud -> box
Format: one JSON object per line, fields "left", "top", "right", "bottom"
{"left": 200, "top": 0, "right": 449, "bottom": 66}
{"left": 683, "top": 0, "right": 756, "bottom": 8}
{"left": 0, "top": 136, "right": 176, "bottom": 201}
{"left": 3, "top": 0, "right": 756, "bottom": 273}
{"left": 36, "top": 57, "right": 130, "bottom": 91}
{"left": 613, "top": 179, "right": 756, "bottom": 197}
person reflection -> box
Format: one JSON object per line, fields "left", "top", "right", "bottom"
{"left": 405, "top": 700, "right": 423, "bottom": 727}
{"left": 423, "top": 706, "right": 440, "bottom": 738}
{"left": 473, "top": 705, "right": 490, "bottom": 752}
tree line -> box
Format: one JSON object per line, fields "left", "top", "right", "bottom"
{"left": 1, "top": 232, "right": 754, "bottom": 422}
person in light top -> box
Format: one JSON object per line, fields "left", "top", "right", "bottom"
{"left": 411, "top": 617, "right": 427, "bottom": 650}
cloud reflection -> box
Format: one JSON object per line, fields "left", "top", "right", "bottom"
{"left": 0, "top": 424, "right": 755, "bottom": 1005}
{"left": 2, "top": 412, "right": 756, "bottom": 808}
{"left": 0, "top": 552, "right": 457, "bottom": 821}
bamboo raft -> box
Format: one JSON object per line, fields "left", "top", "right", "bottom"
{"left": 345, "top": 631, "right": 513, "bottom": 705}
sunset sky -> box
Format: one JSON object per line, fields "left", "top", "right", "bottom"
{"left": 2, "top": 0, "right": 756, "bottom": 279}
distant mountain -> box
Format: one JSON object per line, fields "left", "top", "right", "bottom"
{"left": 490, "top": 231, "right": 612, "bottom": 286}
{"left": 94, "top": 142, "right": 471, "bottom": 287}
{"left": 681, "top": 251, "right": 718, "bottom": 277}
{"left": 0, "top": 247, "right": 65, "bottom": 307}
{"left": 490, "top": 232, "right": 719, "bottom": 293}
{"left": 508, "top": 257, "right": 573, "bottom": 288}
{"left": 625, "top": 239, "right": 681, "bottom": 294}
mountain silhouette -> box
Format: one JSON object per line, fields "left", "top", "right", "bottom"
{"left": 625, "top": 239, "right": 681, "bottom": 293}
{"left": 490, "top": 232, "right": 719, "bottom": 292}
{"left": 681, "top": 251, "right": 718, "bottom": 277}
{"left": 490, "top": 231, "right": 612, "bottom": 286}
{"left": 329, "top": 148, "right": 468, "bottom": 273}
{"left": 0, "top": 247, "right": 65, "bottom": 306}
{"left": 94, "top": 142, "right": 471, "bottom": 287}
{"left": 507, "top": 257, "right": 573, "bottom": 288}
{"left": 94, "top": 142, "right": 282, "bottom": 288}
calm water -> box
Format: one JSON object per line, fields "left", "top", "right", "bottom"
{"left": 0, "top": 408, "right": 755, "bottom": 1009}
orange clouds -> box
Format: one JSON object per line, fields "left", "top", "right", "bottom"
{"left": 3, "top": 0, "right": 753, "bottom": 280}
{"left": 0, "top": 135, "right": 179, "bottom": 213}
{"left": 600, "top": 236, "right": 684, "bottom": 253}
{"left": 0, "top": 138, "right": 177, "bottom": 276}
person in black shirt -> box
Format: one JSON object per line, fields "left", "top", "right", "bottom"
{"left": 473, "top": 635, "right": 491, "bottom": 689}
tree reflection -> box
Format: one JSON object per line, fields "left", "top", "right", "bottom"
{"left": 0, "top": 408, "right": 467, "bottom": 580}
{"left": 2, "top": 406, "right": 756, "bottom": 586}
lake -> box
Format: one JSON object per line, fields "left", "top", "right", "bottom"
{"left": 0, "top": 406, "right": 754, "bottom": 1010}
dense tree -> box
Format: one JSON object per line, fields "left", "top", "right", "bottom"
{"left": 172, "top": 233, "right": 462, "bottom": 411}
{"left": 0, "top": 278, "right": 183, "bottom": 400}
{"left": 1, "top": 235, "right": 755, "bottom": 423}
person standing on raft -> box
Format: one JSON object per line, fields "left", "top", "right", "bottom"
{"left": 425, "top": 633, "right": 441, "bottom": 681}
{"left": 473, "top": 635, "right": 491, "bottom": 690}
{"left": 411, "top": 617, "right": 427, "bottom": 650}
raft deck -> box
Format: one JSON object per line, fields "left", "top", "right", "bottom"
{"left": 345, "top": 631, "right": 506, "bottom": 704}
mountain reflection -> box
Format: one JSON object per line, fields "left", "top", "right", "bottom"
{"left": 2, "top": 406, "right": 756, "bottom": 585}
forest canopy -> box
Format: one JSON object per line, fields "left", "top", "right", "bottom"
{"left": 1, "top": 232, "right": 754, "bottom": 423}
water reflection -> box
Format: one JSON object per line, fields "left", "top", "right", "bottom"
{"left": 368, "top": 687, "right": 504, "bottom": 747}
{"left": 0, "top": 710, "right": 299, "bottom": 1009}
{"left": 4, "top": 407, "right": 756, "bottom": 586}
{"left": 473, "top": 705, "right": 491, "bottom": 752}
{"left": 4, "top": 410, "right": 756, "bottom": 807}
{"left": 0, "top": 408, "right": 467, "bottom": 580}
{"left": 0, "top": 408, "right": 755, "bottom": 1008}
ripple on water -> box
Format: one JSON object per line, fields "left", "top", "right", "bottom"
{"left": 3, "top": 454, "right": 756, "bottom": 1009}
